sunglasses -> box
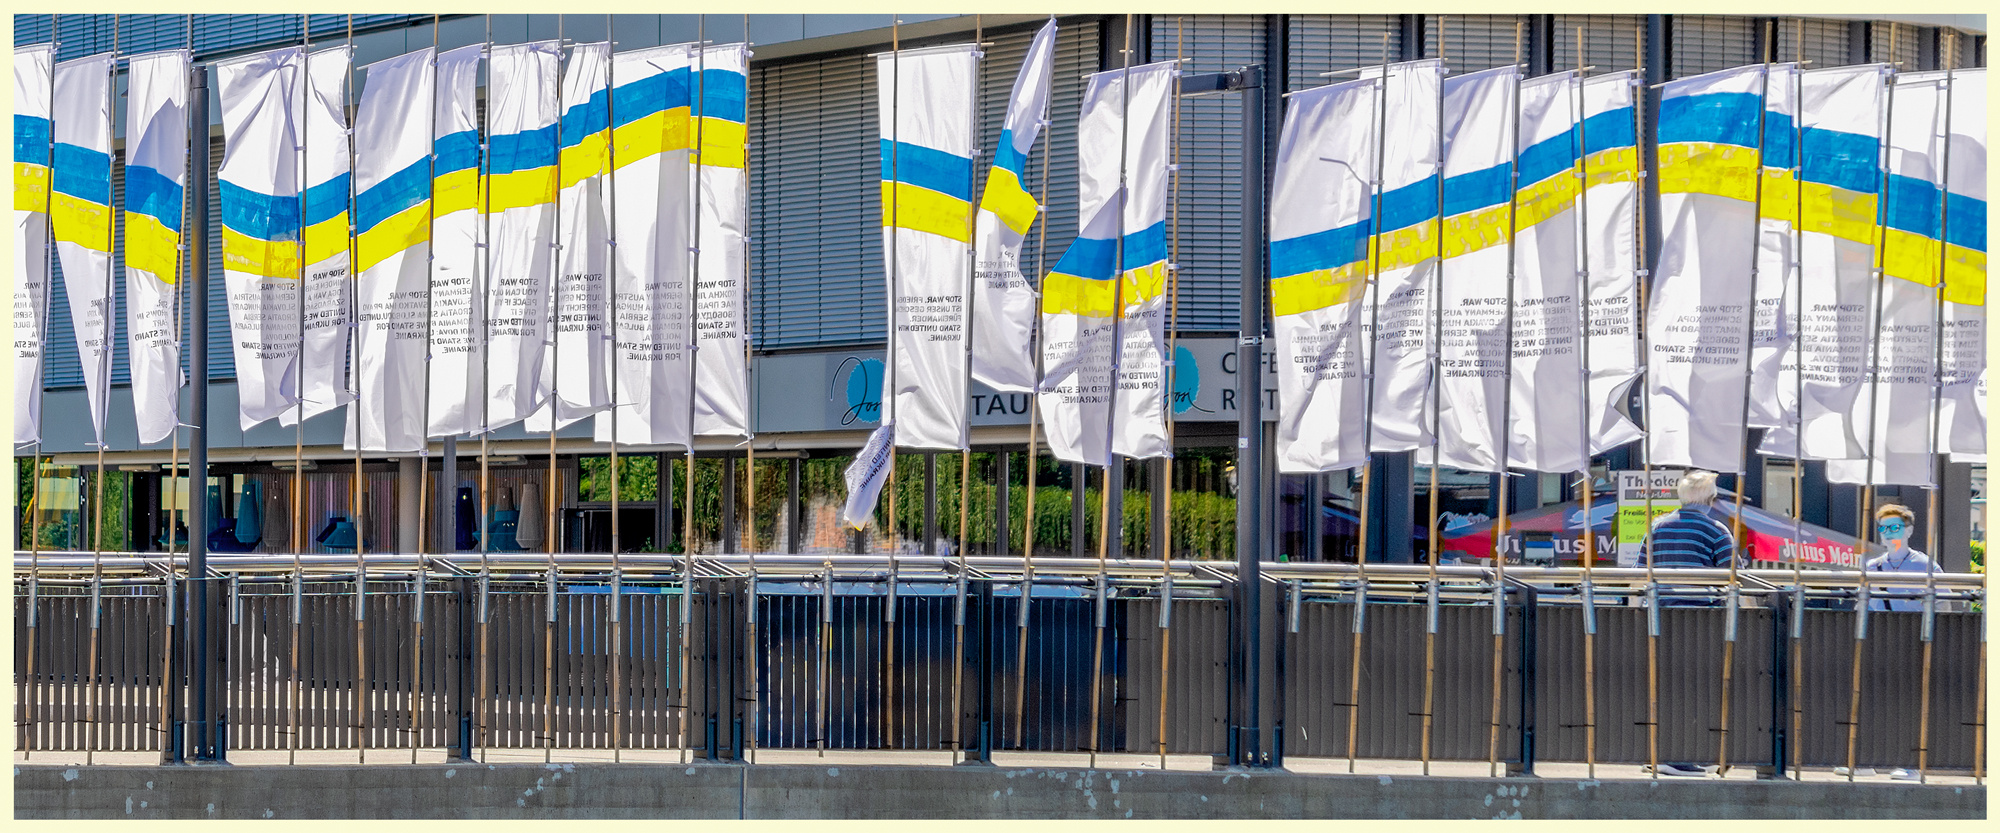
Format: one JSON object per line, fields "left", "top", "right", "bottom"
{"left": 1877, "top": 521, "right": 1908, "bottom": 534}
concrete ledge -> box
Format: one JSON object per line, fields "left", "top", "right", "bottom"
{"left": 14, "top": 763, "right": 1986, "bottom": 819}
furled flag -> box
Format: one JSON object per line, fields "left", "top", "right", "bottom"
{"left": 52, "top": 52, "right": 117, "bottom": 446}
{"left": 692, "top": 42, "right": 754, "bottom": 439}
{"left": 532, "top": 41, "right": 613, "bottom": 431}
{"left": 1645, "top": 63, "right": 1767, "bottom": 473}
{"left": 877, "top": 43, "right": 981, "bottom": 451}
{"left": 1432, "top": 64, "right": 1520, "bottom": 474}
{"left": 1361, "top": 59, "right": 1444, "bottom": 454}
{"left": 1829, "top": 68, "right": 1947, "bottom": 487}
{"left": 598, "top": 42, "right": 696, "bottom": 448}
{"left": 13, "top": 44, "right": 53, "bottom": 445}
{"left": 1269, "top": 77, "right": 1377, "bottom": 474}
{"left": 215, "top": 47, "right": 304, "bottom": 431}
{"left": 1788, "top": 65, "right": 1886, "bottom": 464}
{"left": 282, "top": 45, "right": 357, "bottom": 428}
{"left": 1578, "top": 70, "right": 1644, "bottom": 455}
{"left": 841, "top": 422, "right": 897, "bottom": 529}
{"left": 123, "top": 50, "right": 190, "bottom": 446}
{"left": 484, "top": 40, "right": 561, "bottom": 432}
{"left": 1037, "top": 60, "right": 1176, "bottom": 466}
{"left": 1746, "top": 63, "right": 1800, "bottom": 435}
{"left": 346, "top": 47, "right": 435, "bottom": 453}
{"left": 970, "top": 19, "right": 1057, "bottom": 393}
{"left": 1938, "top": 68, "right": 1986, "bottom": 462}
{"left": 427, "top": 44, "right": 485, "bottom": 438}
{"left": 1504, "top": 70, "right": 1586, "bottom": 474}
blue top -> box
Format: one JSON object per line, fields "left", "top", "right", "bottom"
{"left": 1646, "top": 506, "right": 1738, "bottom": 570}
{"left": 1864, "top": 547, "right": 1939, "bottom": 612}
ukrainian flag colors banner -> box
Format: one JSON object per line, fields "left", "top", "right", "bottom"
{"left": 1504, "top": 71, "right": 1586, "bottom": 474}
{"left": 216, "top": 47, "right": 304, "bottom": 431}
{"left": 345, "top": 47, "right": 434, "bottom": 453}
{"left": 970, "top": 19, "right": 1056, "bottom": 394}
{"left": 427, "top": 44, "right": 485, "bottom": 438}
{"left": 13, "top": 44, "right": 53, "bottom": 445}
{"left": 1037, "top": 60, "right": 1175, "bottom": 465}
{"left": 483, "top": 41, "right": 560, "bottom": 432}
{"left": 52, "top": 52, "right": 117, "bottom": 445}
{"left": 532, "top": 41, "right": 612, "bottom": 432}
{"left": 1431, "top": 64, "right": 1519, "bottom": 474}
{"left": 1645, "top": 63, "right": 1766, "bottom": 474}
{"left": 282, "top": 45, "right": 357, "bottom": 428}
{"left": 1939, "top": 69, "right": 1986, "bottom": 462}
{"left": 1829, "top": 70, "right": 1945, "bottom": 487}
{"left": 1360, "top": 59, "right": 1444, "bottom": 454}
{"left": 692, "top": 43, "right": 754, "bottom": 439}
{"left": 597, "top": 43, "right": 695, "bottom": 448}
{"left": 123, "top": 49, "right": 190, "bottom": 446}
{"left": 1269, "top": 78, "right": 1377, "bottom": 474}
{"left": 1579, "top": 70, "right": 1644, "bottom": 455}
{"left": 877, "top": 43, "right": 980, "bottom": 451}
{"left": 1747, "top": 64, "right": 1799, "bottom": 435}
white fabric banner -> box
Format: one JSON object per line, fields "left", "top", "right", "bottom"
{"left": 12, "top": 44, "right": 53, "bottom": 445}
{"left": 345, "top": 47, "right": 434, "bottom": 453}
{"left": 282, "top": 46, "right": 356, "bottom": 428}
{"left": 1645, "top": 64, "right": 1766, "bottom": 473}
{"left": 841, "top": 423, "right": 897, "bottom": 529}
{"left": 483, "top": 41, "right": 561, "bottom": 432}
{"left": 533, "top": 41, "right": 613, "bottom": 432}
{"left": 969, "top": 19, "right": 1056, "bottom": 394}
{"left": 1361, "top": 59, "right": 1444, "bottom": 454}
{"left": 692, "top": 43, "right": 754, "bottom": 439}
{"left": 878, "top": 44, "right": 981, "bottom": 451}
{"left": 53, "top": 53, "right": 117, "bottom": 446}
{"left": 1939, "top": 69, "right": 1986, "bottom": 461}
{"left": 1746, "top": 64, "right": 1800, "bottom": 433}
{"left": 123, "top": 50, "right": 189, "bottom": 446}
{"left": 596, "top": 43, "right": 695, "bottom": 448}
{"left": 1432, "top": 65, "right": 1519, "bottom": 474}
{"left": 1269, "top": 78, "right": 1376, "bottom": 474}
{"left": 426, "top": 44, "right": 484, "bottom": 438}
{"left": 1505, "top": 71, "right": 1586, "bottom": 474}
{"left": 1578, "top": 71, "right": 1644, "bottom": 455}
{"left": 215, "top": 47, "right": 304, "bottom": 431}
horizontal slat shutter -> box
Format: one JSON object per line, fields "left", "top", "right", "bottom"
{"left": 1555, "top": 15, "right": 1646, "bottom": 74}
{"left": 1153, "top": 14, "right": 1264, "bottom": 332}
{"left": 1427, "top": 15, "right": 1525, "bottom": 74}
{"left": 1670, "top": 15, "right": 1757, "bottom": 79}
{"left": 1286, "top": 14, "right": 1402, "bottom": 93}
{"left": 1778, "top": 17, "right": 1854, "bottom": 68}
{"left": 1870, "top": 21, "right": 1927, "bottom": 67}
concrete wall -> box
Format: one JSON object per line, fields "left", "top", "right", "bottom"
{"left": 16, "top": 764, "right": 1984, "bottom": 819}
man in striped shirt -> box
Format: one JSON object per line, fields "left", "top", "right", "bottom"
{"left": 1642, "top": 470, "right": 1738, "bottom": 778}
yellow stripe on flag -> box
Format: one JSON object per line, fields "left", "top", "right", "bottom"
{"left": 354, "top": 200, "right": 431, "bottom": 273}
{"left": 979, "top": 166, "right": 1040, "bottom": 236}
{"left": 50, "top": 191, "right": 112, "bottom": 251}
{"left": 303, "top": 212, "right": 349, "bottom": 267}
{"left": 1584, "top": 147, "right": 1638, "bottom": 188}
{"left": 1270, "top": 259, "right": 1369, "bottom": 317}
{"left": 221, "top": 226, "right": 301, "bottom": 280}
{"left": 1796, "top": 181, "right": 1878, "bottom": 247}
{"left": 1881, "top": 227, "right": 1943, "bottom": 287}
{"left": 1942, "top": 245, "right": 1985, "bottom": 306}
{"left": 1514, "top": 173, "right": 1580, "bottom": 230}
{"left": 1040, "top": 264, "right": 1167, "bottom": 317}
{"left": 611, "top": 106, "right": 691, "bottom": 170}
{"left": 1656, "top": 141, "right": 1760, "bottom": 202}
{"left": 696, "top": 117, "right": 747, "bottom": 169}
{"left": 880, "top": 181, "right": 973, "bottom": 244}
{"left": 15, "top": 162, "right": 50, "bottom": 212}
{"left": 1376, "top": 219, "right": 1438, "bottom": 272}
{"left": 487, "top": 168, "right": 556, "bottom": 214}
{"left": 1441, "top": 202, "right": 1514, "bottom": 259}
{"left": 434, "top": 167, "right": 482, "bottom": 216}
{"left": 1758, "top": 167, "right": 1799, "bottom": 223}
{"left": 123, "top": 210, "right": 179, "bottom": 282}
{"left": 560, "top": 131, "right": 609, "bottom": 189}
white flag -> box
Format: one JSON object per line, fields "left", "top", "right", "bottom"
{"left": 1578, "top": 71, "right": 1644, "bottom": 455}
{"left": 1646, "top": 64, "right": 1766, "bottom": 473}
{"left": 1433, "top": 65, "right": 1520, "bottom": 474}
{"left": 345, "top": 47, "right": 434, "bottom": 453}
{"left": 426, "top": 44, "right": 484, "bottom": 438}
{"left": 692, "top": 43, "right": 754, "bottom": 439}
{"left": 1037, "top": 60, "right": 1176, "bottom": 465}
{"left": 841, "top": 423, "right": 897, "bottom": 529}
{"left": 970, "top": 19, "right": 1057, "bottom": 394}
{"left": 1362, "top": 59, "right": 1444, "bottom": 454}
{"left": 13, "top": 44, "right": 53, "bottom": 445}
{"left": 1746, "top": 64, "right": 1800, "bottom": 433}
{"left": 282, "top": 46, "right": 357, "bottom": 428}
{"left": 878, "top": 44, "right": 981, "bottom": 451}
{"left": 1270, "top": 78, "right": 1376, "bottom": 474}
{"left": 597, "top": 43, "right": 696, "bottom": 448}
{"left": 53, "top": 52, "right": 117, "bottom": 446}
{"left": 483, "top": 42, "right": 561, "bottom": 433}
{"left": 1505, "top": 70, "right": 1586, "bottom": 474}
{"left": 123, "top": 50, "right": 189, "bottom": 447}
{"left": 532, "top": 41, "right": 612, "bottom": 431}
{"left": 216, "top": 47, "right": 304, "bottom": 431}
{"left": 1938, "top": 69, "right": 1986, "bottom": 462}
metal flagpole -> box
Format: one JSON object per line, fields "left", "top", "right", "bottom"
{"left": 164, "top": 12, "right": 193, "bottom": 767}
{"left": 545, "top": 13, "right": 566, "bottom": 766}
{"left": 1347, "top": 32, "right": 1394, "bottom": 776}
{"left": 740, "top": 14, "right": 761, "bottom": 765}
{"left": 1916, "top": 43, "right": 1954, "bottom": 785}
{"left": 682, "top": 14, "right": 707, "bottom": 764}
{"left": 605, "top": 9, "right": 624, "bottom": 764}
{"left": 882, "top": 16, "right": 904, "bottom": 753}
{"left": 1635, "top": 16, "right": 1661, "bottom": 779}
{"left": 1015, "top": 15, "right": 1058, "bottom": 750}
{"left": 344, "top": 11, "right": 370, "bottom": 767}
{"left": 1847, "top": 63, "right": 1897, "bottom": 783}
{"left": 948, "top": 14, "right": 983, "bottom": 765}
{"left": 1789, "top": 17, "right": 1808, "bottom": 780}
{"left": 411, "top": 13, "right": 441, "bottom": 765}
{"left": 1488, "top": 20, "right": 1525, "bottom": 777}
{"left": 85, "top": 17, "right": 121, "bottom": 767}
{"left": 1157, "top": 13, "right": 1185, "bottom": 770}
{"left": 1421, "top": 18, "right": 1449, "bottom": 777}
{"left": 476, "top": 11, "right": 495, "bottom": 764}
{"left": 291, "top": 13, "right": 311, "bottom": 767}
{"left": 1572, "top": 27, "right": 1598, "bottom": 780}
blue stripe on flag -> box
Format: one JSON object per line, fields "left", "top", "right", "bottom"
{"left": 353, "top": 158, "right": 431, "bottom": 234}
{"left": 1761, "top": 112, "right": 1796, "bottom": 170}
{"left": 1441, "top": 164, "right": 1509, "bottom": 218}
{"left": 219, "top": 180, "right": 301, "bottom": 240}
{"left": 560, "top": 86, "right": 611, "bottom": 148}
{"left": 123, "top": 164, "right": 182, "bottom": 232}
{"left": 434, "top": 130, "right": 480, "bottom": 174}
{"left": 879, "top": 139, "right": 973, "bottom": 202}
{"left": 1271, "top": 219, "right": 1371, "bottom": 278}
{"left": 1379, "top": 175, "right": 1440, "bottom": 233}
{"left": 612, "top": 67, "right": 689, "bottom": 128}
{"left": 304, "top": 173, "right": 351, "bottom": 228}
{"left": 1658, "top": 91, "right": 1761, "bottom": 148}
{"left": 1945, "top": 192, "right": 1985, "bottom": 252}
{"left": 14, "top": 115, "right": 51, "bottom": 164}
{"left": 1800, "top": 127, "right": 1879, "bottom": 194}
{"left": 491, "top": 126, "right": 558, "bottom": 176}
{"left": 699, "top": 68, "right": 747, "bottom": 122}
{"left": 993, "top": 128, "right": 1028, "bottom": 180}
{"left": 1581, "top": 107, "right": 1635, "bottom": 155}
{"left": 52, "top": 143, "right": 110, "bottom": 203}
{"left": 1051, "top": 234, "right": 1116, "bottom": 280}
{"left": 1882, "top": 173, "right": 1941, "bottom": 239}
{"left": 1122, "top": 220, "right": 1167, "bottom": 270}
{"left": 1517, "top": 126, "right": 1579, "bottom": 186}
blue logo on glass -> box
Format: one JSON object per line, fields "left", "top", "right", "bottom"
{"left": 1171, "top": 344, "right": 1202, "bottom": 414}
{"left": 836, "top": 356, "right": 884, "bottom": 426}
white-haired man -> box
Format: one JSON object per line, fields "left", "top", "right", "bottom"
{"left": 1642, "top": 470, "right": 1739, "bottom": 777}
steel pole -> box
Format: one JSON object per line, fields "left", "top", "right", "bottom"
{"left": 1234, "top": 64, "right": 1267, "bottom": 767}
{"left": 187, "top": 61, "right": 214, "bottom": 762}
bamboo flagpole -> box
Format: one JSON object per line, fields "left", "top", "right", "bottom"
{"left": 1572, "top": 26, "right": 1598, "bottom": 780}
{"left": 1156, "top": 13, "right": 1185, "bottom": 770}
{"left": 20, "top": 13, "right": 59, "bottom": 763}
{"left": 1487, "top": 20, "right": 1526, "bottom": 778}
{"left": 949, "top": 14, "right": 984, "bottom": 764}
{"left": 740, "top": 13, "right": 761, "bottom": 764}
{"left": 84, "top": 19, "right": 120, "bottom": 768}
{"left": 1916, "top": 38, "right": 1956, "bottom": 785}
{"left": 1420, "top": 16, "right": 1449, "bottom": 777}
{"left": 1013, "top": 17, "right": 1058, "bottom": 750}
{"left": 164, "top": 13, "right": 193, "bottom": 766}
{"left": 409, "top": 13, "right": 442, "bottom": 765}
{"left": 681, "top": 14, "right": 707, "bottom": 764}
